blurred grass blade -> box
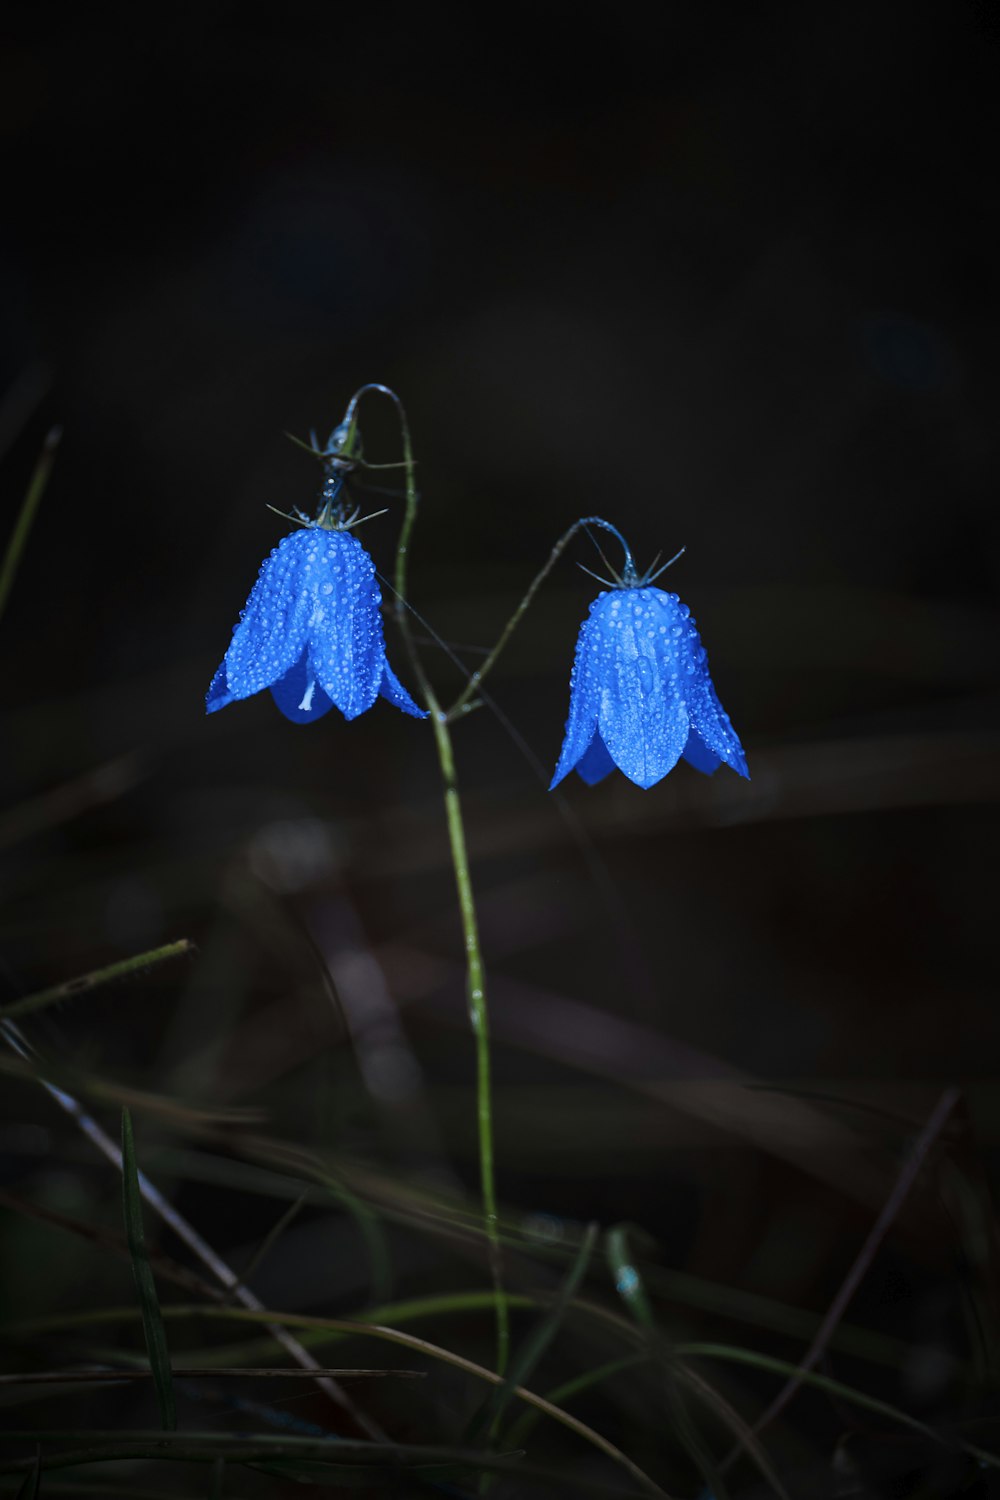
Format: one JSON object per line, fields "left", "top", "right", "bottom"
{"left": 746, "top": 1087, "right": 958, "bottom": 1456}
{"left": 678, "top": 1364, "right": 792, "bottom": 1500}
{"left": 606, "top": 1225, "right": 655, "bottom": 1327}
{"left": 466, "top": 1222, "right": 598, "bottom": 1446}
{"left": 607, "top": 1226, "right": 727, "bottom": 1500}
{"left": 0, "top": 1037, "right": 381, "bottom": 1437}
{"left": 231, "top": 1190, "right": 309, "bottom": 1300}
{"left": 318, "top": 1171, "right": 393, "bottom": 1306}
{"left": 121, "top": 1108, "right": 176, "bottom": 1431}
{"left": 678, "top": 1342, "right": 1000, "bottom": 1470}
{"left": 0, "top": 1436, "right": 644, "bottom": 1494}
{"left": 14, "top": 1447, "right": 40, "bottom": 1499}
{"left": 0, "top": 425, "right": 60, "bottom": 626}
{"left": 7, "top": 1290, "right": 538, "bottom": 1349}
{"left": 6, "top": 1302, "right": 669, "bottom": 1496}
{"left": 505, "top": 1354, "right": 647, "bottom": 1451}
{"left": 0, "top": 362, "right": 51, "bottom": 466}
{"left": 0, "top": 939, "right": 195, "bottom": 1022}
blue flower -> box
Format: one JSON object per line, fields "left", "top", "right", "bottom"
{"left": 550, "top": 585, "right": 748, "bottom": 789}
{"left": 207, "top": 527, "right": 426, "bottom": 723}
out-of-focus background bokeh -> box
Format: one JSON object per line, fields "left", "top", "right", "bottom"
{"left": 1, "top": 5, "right": 999, "bottom": 1495}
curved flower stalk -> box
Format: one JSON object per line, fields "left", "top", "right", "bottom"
{"left": 207, "top": 527, "right": 426, "bottom": 723}
{"left": 551, "top": 584, "right": 749, "bottom": 790}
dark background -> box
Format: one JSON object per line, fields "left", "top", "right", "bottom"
{"left": 1, "top": 5, "right": 999, "bottom": 1495}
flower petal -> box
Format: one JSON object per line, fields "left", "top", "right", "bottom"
{"left": 682, "top": 633, "right": 749, "bottom": 777}
{"left": 575, "top": 730, "right": 616, "bottom": 785}
{"left": 307, "top": 531, "right": 385, "bottom": 720}
{"left": 597, "top": 590, "right": 688, "bottom": 789}
{"left": 379, "top": 660, "right": 428, "bottom": 718}
{"left": 269, "top": 649, "right": 336, "bottom": 723}
{"left": 549, "top": 609, "right": 603, "bottom": 789}
{"left": 206, "top": 663, "right": 234, "bottom": 714}
{"left": 216, "top": 530, "right": 321, "bottom": 703}
{"left": 681, "top": 726, "right": 722, "bottom": 775}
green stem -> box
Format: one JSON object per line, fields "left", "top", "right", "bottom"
{"left": 432, "top": 709, "right": 509, "bottom": 1378}
{"left": 351, "top": 385, "right": 508, "bottom": 1377}
{"left": 445, "top": 513, "right": 629, "bottom": 720}
{"left": 0, "top": 426, "right": 61, "bottom": 626}
{"left": 0, "top": 939, "right": 194, "bottom": 1022}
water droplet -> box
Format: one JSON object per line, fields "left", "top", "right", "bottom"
{"left": 616, "top": 1265, "right": 640, "bottom": 1296}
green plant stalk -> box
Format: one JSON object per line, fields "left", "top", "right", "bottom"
{"left": 467, "top": 1222, "right": 597, "bottom": 1457}
{"left": 354, "top": 386, "right": 508, "bottom": 1379}
{"left": 445, "top": 513, "right": 628, "bottom": 720}
{"left": 120, "top": 1108, "right": 176, "bottom": 1431}
{"left": 431, "top": 709, "right": 509, "bottom": 1380}
{"left": 328, "top": 401, "right": 633, "bottom": 1382}
{"left": 0, "top": 426, "right": 61, "bottom": 627}
{"left": 0, "top": 938, "right": 194, "bottom": 1021}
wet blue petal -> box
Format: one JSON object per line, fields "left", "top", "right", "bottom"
{"left": 686, "top": 673, "right": 748, "bottom": 778}
{"left": 596, "top": 591, "right": 688, "bottom": 788}
{"left": 550, "top": 584, "right": 748, "bottom": 790}
{"left": 681, "top": 727, "right": 722, "bottom": 775}
{"left": 306, "top": 531, "right": 383, "bottom": 719}
{"left": 379, "top": 660, "right": 428, "bottom": 718}
{"left": 681, "top": 622, "right": 749, "bottom": 778}
{"left": 214, "top": 530, "right": 319, "bottom": 702}
{"left": 206, "top": 525, "right": 424, "bottom": 725}
{"left": 575, "top": 730, "right": 616, "bottom": 785}
{"left": 549, "top": 612, "right": 603, "bottom": 789}
{"left": 269, "top": 649, "right": 336, "bottom": 723}
{"left": 206, "top": 664, "right": 234, "bottom": 715}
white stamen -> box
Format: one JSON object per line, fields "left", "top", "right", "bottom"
{"left": 298, "top": 680, "right": 316, "bottom": 713}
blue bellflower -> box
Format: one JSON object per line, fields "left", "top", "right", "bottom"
{"left": 207, "top": 527, "right": 426, "bottom": 723}
{"left": 550, "top": 585, "right": 748, "bottom": 789}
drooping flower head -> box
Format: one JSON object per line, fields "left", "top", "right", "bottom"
{"left": 550, "top": 530, "right": 748, "bottom": 790}
{"left": 207, "top": 445, "right": 425, "bottom": 724}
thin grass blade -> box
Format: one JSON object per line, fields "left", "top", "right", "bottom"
{"left": 317, "top": 1171, "right": 393, "bottom": 1305}
{"left": 505, "top": 1354, "right": 648, "bottom": 1451}
{"left": 121, "top": 1108, "right": 176, "bottom": 1431}
{"left": 606, "top": 1225, "right": 727, "bottom": 1499}
{"left": 465, "top": 1222, "right": 598, "bottom": 1447}
{"left": 8, "top": 1302, "right": 669, "bottom": 1496}
{"left": 676, "top": 1342, "right": 1000, "bottom": 1471}
{"left": 0, "top": 425, "right": 60, "bottom": 626}
{"left": 14, "top": 1447, "right": 40, "bottom": 1499}
{"left": 229, "top": 1190, "right": 309, "bottom": 1300}
{"left": 677, "top": 1363, "right": 792, "bottom": 1500}
{"left": 0, "top": 939, "right": 195, "bottom": 1022}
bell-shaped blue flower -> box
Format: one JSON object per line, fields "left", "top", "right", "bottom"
{"left": 207, "top": 527, "right": 426, "bottom": 723}
{"left": 551, "top": 585, "right": 748, "bottom": 789}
